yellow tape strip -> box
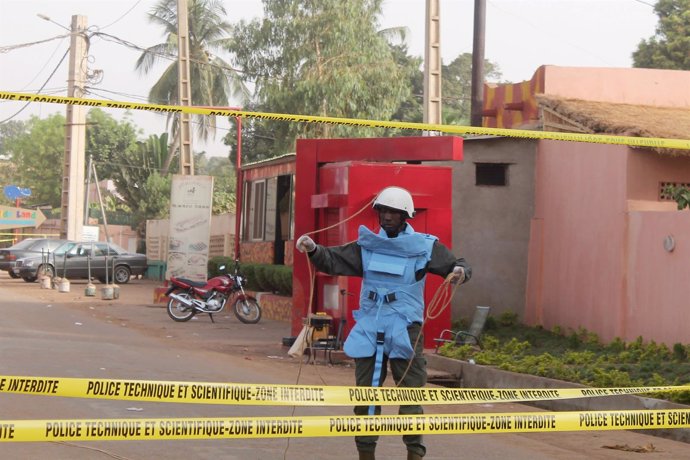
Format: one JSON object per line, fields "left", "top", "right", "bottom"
{"left": 1, "top": 91, "right": 688, "bottom": 150}
{"left": 1, "top": 409, "right": 689, "bottom": 441}
{"left": 1, "top": 375, "right": 687, "bottom": 406}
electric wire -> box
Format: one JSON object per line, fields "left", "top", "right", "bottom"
{"left": 0, "top": 33, "right": 70, "bottom": 53}
{"left": 0, "top": 47, "right": 70, "bottom": 124}
{"left": 99, "top": 0, "right": 144, "bottom": 31}
{"left": 12, "top": 37, "right": 68, "bottom": 91}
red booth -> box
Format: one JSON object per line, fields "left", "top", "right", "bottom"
{"left": 293, "top": 136, "right": 463, "bottom": 348}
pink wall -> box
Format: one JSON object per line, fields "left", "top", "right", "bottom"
{"left": 527, "top": 140, "right": 690, "bottom": 345}
{"left": 526, "top": 140, "right": 629, "bottom": 342}
{"left": 626, "top": 150, "right": 690, "bottom": 201}
{"left": 626, "top": 211, "right": 690, "bottom": 344}
{"left": 542, "top": 66, "right": 690, "bottom": 107}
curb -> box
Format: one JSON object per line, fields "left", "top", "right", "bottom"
{"left": 426, "top": 353, "right": 690, "bottom": 443}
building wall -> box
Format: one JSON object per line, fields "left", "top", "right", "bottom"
{"left": 438, "top": 137, "right": 537, "bottom": 322}
{"left": 483, "top": 66, "right": 690, "bottom": 129}
{"left": 626, "top": 150, "right": 690, "bottom": 202}
{"left": 526, "top": 140, "right": 629, "bottom": 341}
{"left": 542, "top": 66, "right": 690, "bottom": 107}
{"left": 626, "top": 210, "right": 690, "bottom": 344}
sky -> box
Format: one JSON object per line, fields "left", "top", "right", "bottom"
{"left": 0, "top": 0, "right": 659, "bottom": 157}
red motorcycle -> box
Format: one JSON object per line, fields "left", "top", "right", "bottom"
{"left": 166, "top": 259, "right": 261, "bottom": 324}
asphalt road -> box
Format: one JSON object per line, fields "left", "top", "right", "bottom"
{"left": 1, "top": 273, "right": 689, "bottom": 459}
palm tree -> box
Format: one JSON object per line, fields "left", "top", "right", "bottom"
{"left": 135, "top": 0, "right": 248, "bottom": 173}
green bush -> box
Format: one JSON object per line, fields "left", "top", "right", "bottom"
{"left": 438, "top": 316, "right": 690, "bottom": 404}
{"left": 206, "top": 258, "right": 293, "bottom": 296}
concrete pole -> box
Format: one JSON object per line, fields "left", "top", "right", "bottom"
{"left": 59, "top": 15, "right": 88, "bottom": 240}
{"left": 177, "top": 0, "right": 193, "bottom": 175}
{"left": 423, "top": 0, "right": 442, "bottom": 127}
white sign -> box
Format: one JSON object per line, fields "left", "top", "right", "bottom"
{"left": 166, "top": 175, "right": 214, "bottom": 282}
{"left": 82, "top": 225, "right": 100, "bottom": 242}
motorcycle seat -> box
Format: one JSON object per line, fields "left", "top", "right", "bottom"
{"left": 176, "top": 278, "right": 208, "bottom": 288}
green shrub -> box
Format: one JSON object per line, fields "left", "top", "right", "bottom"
{"left": 206, "top": 260, "right": 293, "bottom": 296}
{"left": 438, "top": 318, "right": 690, "bottom": 404}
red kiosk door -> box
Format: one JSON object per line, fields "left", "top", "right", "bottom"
{"left": 292, "top": 136, "right": 463, "bottom": 349}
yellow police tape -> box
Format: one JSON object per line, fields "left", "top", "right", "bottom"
{"left": 1, "top": 375, "right": 688, "bottom": 406}
{"left": 1, "top": 409, "right": 689, "bottom": 441}
{"left": 1, "top": 91, "right": 689, "bottom": 151}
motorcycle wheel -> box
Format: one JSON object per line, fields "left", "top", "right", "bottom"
{"left": 167, "top": 291, "right": 196, "bottom": 322}
{"left": 233, "top": 296, "right": 261, "bottom": 324}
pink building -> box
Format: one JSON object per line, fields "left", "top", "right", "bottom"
{"left": 457, "top": 66, "right": 690, "bottom": 345}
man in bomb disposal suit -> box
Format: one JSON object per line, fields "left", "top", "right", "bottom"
{"left": 296, "top": 186, "right": 471, "bottom": 460}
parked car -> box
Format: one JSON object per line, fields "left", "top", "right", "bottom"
{"left": 0, "top": 238, "right": 72, "bottom": 279}
{"left": 15, "top": 241, "right": 147, "bottom": 284}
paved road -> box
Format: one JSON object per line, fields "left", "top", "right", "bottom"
{"left": 1, "top": 273, "right": 689, "bottom": 459}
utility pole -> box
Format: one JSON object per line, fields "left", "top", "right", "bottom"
{"left": 177, "top": 0, "right": 193, "bottom": 175}
{"left": 423, "top": 0, "right": 442, "bottom": 127}
{"left": 60, "top": 15, "right": 88, "bottom": 240}
{"left": 470, "top": 0, "right": 486, "bottom": 127}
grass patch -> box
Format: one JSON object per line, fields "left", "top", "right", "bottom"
{"left": 438, "top": 312, "right": 690, "bottom": 404}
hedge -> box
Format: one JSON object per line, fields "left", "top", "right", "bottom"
{"left": 207, "top": 257, "right": 293, "bottom": 296}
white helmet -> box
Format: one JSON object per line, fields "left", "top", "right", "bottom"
{"left": 373, "top": 186, "right": 415, "bottom": 218}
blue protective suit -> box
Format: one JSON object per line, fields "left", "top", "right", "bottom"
{"left": 343, "top": 224, "right": 436, "bottom": 360}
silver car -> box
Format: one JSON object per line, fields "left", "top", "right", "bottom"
{"left": 15, "top": 241, "right": 147, "bottom": 284}
{"left": 0, "top": 238, "right": 71, "bottom": 278}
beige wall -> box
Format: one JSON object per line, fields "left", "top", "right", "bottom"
{"left": 438, "top": 137, "right": 537, "bottom": 322}
{"left": 542, "top": 66, "right": 690, "bottom": 107}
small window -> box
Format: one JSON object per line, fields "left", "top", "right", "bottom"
{"left": 248, "top": 180, "right": 266, "bottom": 241}
{"left": 476, "top": 163, "right": 508, "bottom": 186}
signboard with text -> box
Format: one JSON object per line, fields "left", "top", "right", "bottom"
{"left": 165, "top": 175, "right": 214, "bottom": 282}
{"left": 0, "top": 205, "right": 46, "bottom": 230}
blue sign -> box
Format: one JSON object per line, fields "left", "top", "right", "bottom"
{"left": 3, "top": 185, "right": 32, "bottom": 200}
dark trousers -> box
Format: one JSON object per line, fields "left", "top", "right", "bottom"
{"left": 353, "top": 323, "right": 426, "bottom": 457}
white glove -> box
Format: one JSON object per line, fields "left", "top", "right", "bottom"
{"left": 448, "top": 266, "right": 465, "bottom": 284}
{"left": 296, "top": 235, "right": 316, "bottom": 253}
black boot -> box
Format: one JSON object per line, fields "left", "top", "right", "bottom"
{"left": 358, "top": 451, "right": 375, "bottom": 460}
{"left": 407, "top": 452, "right": 423, "bottom": 460}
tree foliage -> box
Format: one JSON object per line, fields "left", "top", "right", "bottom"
{"left": 665, "top": 184, "right": 690, "bottom": 210}
{"left": 228, "top": 0, "right": 411, "bottom": 157}
{"left": 633, "top": 0, "right": 690, "bottom": 70}
{"left": 442, "top": 53, "right": 502, "bottom": 126}
{"left": 196, "top": 155, "right": 237, "bottom": 214}
{"left": 3, "top": 113, "right": 65, "bottom": 208}
{"left": 136, "top": 0, "right": 249, "bottom": 172}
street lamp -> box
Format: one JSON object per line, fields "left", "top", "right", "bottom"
{"left": 36, "top": 13, "right": 71, "bottom": 32}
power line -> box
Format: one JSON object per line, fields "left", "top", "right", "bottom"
{"left": 0, "top": 47, "right": 70, "bottom": 124}
{"left": 631, "top": 0, "right": 656, "bottom": 7}
{"left": 0, "top": 33, "right": 70, "bottom": 54}
{"left": 91, "top": 31, "right": 258, "bottom": 83}
{"left": 15, "top": 38, "right": 69, "bottom": 92}
{"left": 99, "top": 0, "right": 144, "bottom": 31}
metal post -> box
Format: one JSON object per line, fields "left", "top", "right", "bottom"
{"left": 233, "top": 116, "right": 242, "bottom": 259}
{"left": 470, "top": 0, "right": 486, "bottom": 127}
